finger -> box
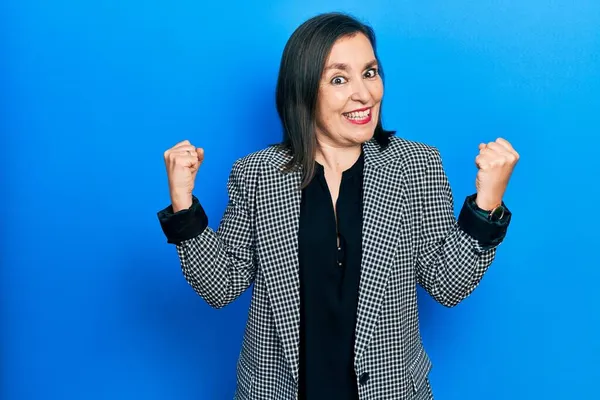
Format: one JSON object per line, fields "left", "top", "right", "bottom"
{"left": 495, "top": 137, "right": 520, "bottom": 158}
{"left": 168, "top": 150, "right": 198, "bottom": 166}
{"left": 488, "top": 154, "right": 515, "bottom": 168}
{"left": 167, "top": 150, "right": 195, "bottom": 163}
{"left": 478, "top": 143, "right": 486, "bottom": 151}
{"left": 189, "top": 156, "right": 200, "bottom": 172}
{"left": 164, "top": 144, "right": 195, "bottom": 161}
{"left": 187, "top": 154, "right": 201, "bottom": 170}
{"left": 486, "top": 142, "right": 519, "bottom": 164}
{"left": 495, "top": 137, "right": 513, "bottom": 151}
{"left": 485, "top": 142, "right": 507, "bottom": 154}
{"left": 171, "top": 144, "right": 196, "bottom": 153}
{"left": 172, "top": 140, "right": 193, "bottom": 150}
{"left": 196, "top": 147, "right": 205, "bottom": 163}
{"left": 479, "top": 145, "right": 494, "bottom": 157}
{"left": 475, "top": 154, "right": 491, "bottom": 169}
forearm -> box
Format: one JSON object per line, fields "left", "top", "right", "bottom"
{"left": 417, "top": 224, "right": 497, "bottom": 307}
{"left": 177, "top": 227, "right": 255, "bottom": 309}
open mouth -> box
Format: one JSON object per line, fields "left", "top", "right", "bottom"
{"left": 343, "top": 107, "right": 372, "bottom": 125}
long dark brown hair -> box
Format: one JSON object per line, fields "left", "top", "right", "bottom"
{"left": 275, "top": 12, "right": 395, "bottom": 188}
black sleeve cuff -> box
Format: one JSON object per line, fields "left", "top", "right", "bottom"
{"left": 157, "top": 195, "right": 209, "bottom": 244}
{"left": 457, "top": 193, "right": 511, "bottom": 247}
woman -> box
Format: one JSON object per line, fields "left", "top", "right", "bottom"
{"left": 157, "top": 12, "right": 518, "bottom": 400}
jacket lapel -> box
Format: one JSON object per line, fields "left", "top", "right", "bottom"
{"left": 354, "top": 139, "right": 408, "bottom": 365}
{"left": 256, "top": 149, "right": 302, "bottom": 383}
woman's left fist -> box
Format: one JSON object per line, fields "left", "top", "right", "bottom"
{"left": 474, "top": 137, "right": 520, "bottom": 210}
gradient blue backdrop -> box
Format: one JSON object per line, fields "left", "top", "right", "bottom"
{"left": 2, "top": 1, "right": 599, "bottom": 399}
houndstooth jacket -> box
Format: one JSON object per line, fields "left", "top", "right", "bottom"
{"left": 164, "top": 135, "right": 510, "bottom": 399}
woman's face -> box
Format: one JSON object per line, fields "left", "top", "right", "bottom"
{"left": 315, "top": 32, "right": 384, "bottom": 148}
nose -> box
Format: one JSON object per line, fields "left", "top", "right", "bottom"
{"left": 350, "top": 78, "right": 371, "bottom": 104}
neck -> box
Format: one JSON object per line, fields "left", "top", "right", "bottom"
{"left": 315, "top": 140, "right": 362, "bottom": 173}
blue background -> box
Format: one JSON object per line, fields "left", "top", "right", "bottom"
{"left": 2, "top": 1, "right": 599, "bottom": 399}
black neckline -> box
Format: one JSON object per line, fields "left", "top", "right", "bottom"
{"left": 315, "top": 150, "right": 364, "bottom": 180}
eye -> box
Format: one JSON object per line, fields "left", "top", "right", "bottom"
{"left": 364, "top": 68, "right": 379, "bottom": 79}
{"left": 331, "top": 76, "right": 347, "bottom": 85}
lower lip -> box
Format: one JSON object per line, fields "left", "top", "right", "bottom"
{"left": 344, "top": 110, "right": 372, "bottom": 125}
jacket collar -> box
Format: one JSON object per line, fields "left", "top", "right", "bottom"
{"left": 267, "top": 137, "right": 398, "bottom": 176}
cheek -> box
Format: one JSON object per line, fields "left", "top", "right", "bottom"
{"left": 318, "top": 90, "right": 350, "bottom": 121}
{"left": 323, "top": 83, "right": 349, "bottom": 104}
{"left": 369, "top": 80, "right": 384, "bottom": 102}
{"left": 328, "top": 90, "right": 350, "bottom": 113}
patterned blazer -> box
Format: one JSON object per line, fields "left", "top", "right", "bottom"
{"left": 163, "top": 136, "right": 509, "bottom": 399}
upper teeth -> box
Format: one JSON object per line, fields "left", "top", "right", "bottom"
{"left": 345, "top": 109, "right": 370, "bottom": 119}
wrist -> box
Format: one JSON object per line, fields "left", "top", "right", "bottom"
{"left": 170, "top": 191, "right": 192, "bottom": 212}
{"left": 475, "top": 195, "right": 501, "bottom": 211}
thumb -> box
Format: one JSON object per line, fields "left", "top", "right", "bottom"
{"left": 196, "top": 147, "right": 205, "bottom": 163}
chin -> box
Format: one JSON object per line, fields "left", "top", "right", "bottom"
{"left": 346, "top": 128, "right": 375, "bottom": 144}
{"left": 347, "top": 122, "right": 378, "bottom": 144}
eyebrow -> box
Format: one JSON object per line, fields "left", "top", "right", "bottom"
{"left": 325, "top": 59, "right": 378, "bottom": 72}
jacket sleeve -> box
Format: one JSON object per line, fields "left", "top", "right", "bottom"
{"left": 157, "top": 159, "right": 256, "bottom": 309}
{"left": 415, "top": 148, "right": 512, "bottom": 307}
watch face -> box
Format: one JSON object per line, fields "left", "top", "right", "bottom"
{"left": 490, "top": 206, "right": 505, "bottom": 221}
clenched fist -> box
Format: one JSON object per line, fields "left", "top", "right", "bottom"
{"left": 164, "top": 140, "right": 204, "bottom": 212}
{"left": 474, "top": 137, "right": 519, "bottom": 210}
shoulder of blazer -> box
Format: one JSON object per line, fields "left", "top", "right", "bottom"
{"left": 364, "top": 135, "right": 442, "bottom": 174}
{"left": 230, "top": 144, "right": 291, "bottom": 175}
{"left": 224, "top": 145, "right": 291, "bottom": 202}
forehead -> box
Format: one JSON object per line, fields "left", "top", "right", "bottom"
{"left": 325, "top": 33, "right": 376, "bottom": 65}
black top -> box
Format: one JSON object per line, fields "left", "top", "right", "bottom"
{"left": 297, "top": 152, "right": 365, "bottom": 399}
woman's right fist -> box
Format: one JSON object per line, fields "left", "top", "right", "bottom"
{"left": 163, "top": 140, "right": 204, "bottom": 212}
